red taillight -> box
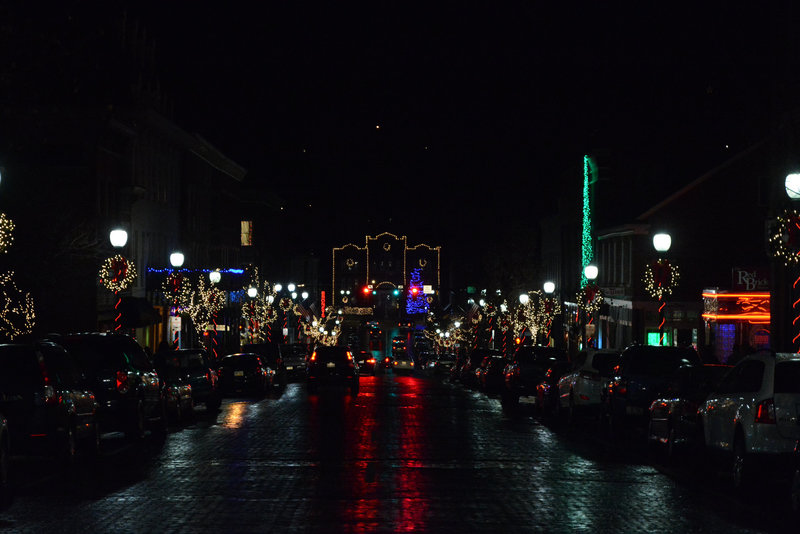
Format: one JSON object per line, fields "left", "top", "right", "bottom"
{"left": 116, "top": 370, "right": 130, "bottom": 394}
{"left": 754, "top": 398, "right": 776, "bottom": 424}
{"left": 613, "top": 380, "right": 627, "bottom": 396}
{"left": 310, "top": 352, "right": 317, "bottom": 361}
{"left": 367, "top": 358, "right": 376, "bottom": 364}
{"left": 384, "top": 357, "right": 390, "bottom": 363}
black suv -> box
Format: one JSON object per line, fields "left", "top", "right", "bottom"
{"left": 0, "top": 341, "right": 100, "bottom": 458}
{"left": 280, "top": 343, "right": 310, "bottom": 381}
{"left": 501, "top": 345, "right": 568, "bottom": 409}
{"left": 243, "top": 343, "right": 287, "bottom": 388}
{"left": 172, "top": 349, "right": 222, "bottom": 411}
{"left": 605, "top": 344, "right": 701, "bottom": 434}
{"left": 59, "top": 333, "right": 166, "bottom": 440}
{"left": 306, "top": 346, "right": 359, "bottom": 394}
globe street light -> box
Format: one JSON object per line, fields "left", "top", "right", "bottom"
{"left": 170, "top": 252, "right": 185, "bottom": 268}
{"left": 519, "top": 293, "right": 530, "bottom": 305}
{"left": 247, "top": 287, "right": 258, "bottom": 298}
{"left": 653, "top": 233, "right": 672, "bottom": 253}
{"left": 209, "top": 270, "right": 222, "bottom": 285}
{"left": 786, "top": 173, "right": 800, "bottom": 200}
{"left": 584, "top": 264, "right": 598, "bottom": 281}
{"left": 543, "top": 281, "right": 555, "bottom": 295}
{"left": 109, "top": 228, "right": 128, "bottom": 248}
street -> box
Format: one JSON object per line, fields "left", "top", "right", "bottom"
{"left": 0, "top": 372, "right": 794, "bottom": 533}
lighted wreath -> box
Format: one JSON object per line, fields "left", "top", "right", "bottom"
{"left": 471, "top": 312, "right": 483, "bottom": 325}
{"left": 419, "top": 258, "right": 427, "bottom": 268}
{"left": 769, "top": 209, "right": 800, "bottom": 266}
{"left": 279, "top": 297, "right": 293, "bottom": 311}
{"left": 345, "top": 258, "right": 355, "bottom": 268}
{"left": 643, "top": 259, "right": 680, "bottom": 299}
{"left": 162, "top": 272, "right": 185, "bottom": 296}
{"left": 342, "top": 296, "right": 349, "bottom": 304}
{"left": 383, "top": 242, "right": 391, "bottom": 251}
{"left": 99, "top": 255, "right": 137, "bottom": 292}
{"left": 576, "top": 283, "right": 604, "bottom": 314}
{"left": 264, "top": 306, "right": 278, "bottom": 322}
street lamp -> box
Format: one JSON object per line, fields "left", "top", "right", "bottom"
{"left": 653, "top": 233, "right": 672, "bottom": 253}
{"left": 543, "top": 281, "right": 555, "bottom": 295}
{"left": 786, "top": 173, "right": 800, "bottom": 200}
{"left": 109, "top": 228, "right": 128, "bottom": 248}
{"left": 209, "top": 270, "right": 222, "bottom": 285}
{"left": 651, "top": 232, "right": 672, "bottom": 346}
{"left": 168, "top": 251, "right": 186, "bottom": 348}
{"left": 108, "top": 229, "right": 129, "bottom": 332}
{"left": 584, "top": 264, "right": 598, "bottom": 282}
{"left": 170, "top": 252, "right": 185, "bottom": 269}
{"left": 519, "top": 293, "right": 530, "bottom": 305}
{"left": 582, "top": 265, "right": 599, "bottom": 349}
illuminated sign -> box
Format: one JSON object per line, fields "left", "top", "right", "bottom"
{"left": 702, "top": 291, "right": 770, "bottom": 324}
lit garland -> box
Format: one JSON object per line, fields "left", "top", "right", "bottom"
{"left": 279, "top": 297, "right": 293, "bottom": 312}
{"left": 581, "top": 155, "right": 597, "bottom": 285}
{"left": 0, "top": 213, "right": 14, "bottom": 254}
{"left": 576, "top": 283, "right": 604, "bottom": 314}
{"left": 643, "top": 259, "right": 680, "bottom": 299}
{"left": 161, "top": 271, "right": 192, "bottom": 309}
{"left": 99, "top": 255, "right": 137, "bottom": 293}
{"left": 0, "top": 271, "right": 35, "bottom": 340}
{"left": 769, "top": 209, "right": 800, "bottom": 266}
{"left": 240, "top": 268, "right": 278, "bottom": 343}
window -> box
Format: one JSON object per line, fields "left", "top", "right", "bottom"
{"left": 241, "top": 221, "right": 253, "bottom": 246}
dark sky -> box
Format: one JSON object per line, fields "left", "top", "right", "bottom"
{"left": 88, "top": 3, "right": 797, "bottom": 254}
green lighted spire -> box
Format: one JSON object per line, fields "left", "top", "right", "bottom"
{"left": 581, "top": 155, "right": 597, "bottom": 286}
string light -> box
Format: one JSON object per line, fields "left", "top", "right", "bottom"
{"left": 642, "top": 259, "right": 680, "bottom": 299}
{"left": 581, "top": 155, "right": 597, "bottom": 286}
{"left": 769, "top": 209, "right": 800, "bottom": 266}
{"left": 0, "top": 271, "right": 35, "bottom": 340}
{"left": 99, "top": 255, "right": 137, "bottom": 292}
{"left": 0, "top": 213, "right": 15, "bottom": 254}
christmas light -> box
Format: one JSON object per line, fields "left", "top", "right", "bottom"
{"left": 643, "top": 259, "right": 680, "bottom": 299}
{"left": 769, "top": 209, "right": 800, "bottom": 266}
{"left": 0, "top": 271, "right": 35, "bottom": 340}
{"left": 99, "top": 255, "right": 137, "bottom": 292}
{"left": 581, "top": 155, "right": 597, "bottom": 286}
{"left": 0, "top": 213, "right": 15, "bottom": 254}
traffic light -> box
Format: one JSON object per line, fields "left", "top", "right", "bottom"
{"left": 410, "top": 287, "right": 419, "bottom": 296}
{"left": 392, "top": 288, "right": 400, "bottom": 296}
{"left": 362, "top": 286, "right": 371, "bottom": 295}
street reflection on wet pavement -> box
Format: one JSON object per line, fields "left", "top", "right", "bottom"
{"left": 0, "top": 372, "right": 792, "bottom": 533}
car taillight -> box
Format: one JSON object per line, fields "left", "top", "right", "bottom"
{"left": 116, "top": 370, "right": 130, "bottom": 394}
{"left": 384, "top": 357, "right": 390, "bottom": 363}
{"left": 613, "top": 379, "right": 627, "bottom": 396}
{"left": 347, "top": 352, "right": 353, "bottom": 361}
{"left": 754, "top": 398, "right": 776, "bottom": 424}
{"left": 367, "top": 358, "right": 376, "bottom": 364}
{"left": 310, "top": 352, "right": 317, "bottom": 362}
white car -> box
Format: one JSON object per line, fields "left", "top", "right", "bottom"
{"left": 393, "top": 356, "right": 415, "bottom": 374}
{"left": 556, "top": 349, "right": 620, "bottom": 420}
{"left": 699, "top": 351, "right": 800, "bottom": 489}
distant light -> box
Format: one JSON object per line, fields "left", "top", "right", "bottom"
{"left": 376, "top": 124, "right": 381, "bottom": 129}
{"left": 209, "top": 270, "right": 222, "bottom": 284}
{"left": 109, "top": 229, "right": 128, "bottom": 248}
{"left": 543, "top": 281, "right": 555, "bottom": 294}
{"left": 786, "top": 173, "right": 800, "bottom": 200}
{"left": 288, "top": 283, "right": 296, "bottom": 292}
{"left": 653, "top": 233, "right": 672, "bottom": 253}
{"left": 302, "top": 291, "right": 309, "bottom": 299}
{"left": 519, "top": 294, "right": 530, "bottom": 305}
{"left": 274, "top": 284, "right": 283, "bottom": 292}
{"left": 247, "top": 287, "right": 258, "bottom": 298}
{"left": 584, "top": 265, "right": 598, "bottom": 281}
{"left": 170, "top": 252, "right": 185, "bottom": 268}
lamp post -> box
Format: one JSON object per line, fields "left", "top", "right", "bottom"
{"left": 247, "top": 286, "right": 258, "bottom": 343}
{"left": 208, "top": 270, "right": 222, "bottom": 360}
{"left": 652, "top": 233, "right": 672, "bottom": 346}
{"left": 583, "top": 265, "right": 599, "bottom": 349}
{"left": 109, "top": 229, "right": 128, "bottom": 332}
{"left": 169, "top": 251, "right": 185, "bottom": 348}
{"left": 543, "top": 281, "right": 558, "bottom": 346}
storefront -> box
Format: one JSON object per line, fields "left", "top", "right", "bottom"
{"left": 702, "top": 289, "right": 770, "bottom": 363}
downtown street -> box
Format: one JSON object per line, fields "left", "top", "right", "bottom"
{"left": 0, "top": 370, "right": 794, "bottom": 534}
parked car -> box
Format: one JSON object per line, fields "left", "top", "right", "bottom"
{"left": 426, "top": 353, "right": 457, "bottom": 378}
{"left": 476, "top": 354, "right": 508, "bottom": 394}
{"left": 0, "top": 411, "right": 10, "bottom": 509}
{"left": 699, "top": 351, "right": 800, "bottom": 490}
{"left": 354, "top": 350, "right": 377, "bottom": 375}
{"left": 307, "top": 346, "right": 359, "bottom": 394}
{"left": 0, "top": 341, "right": 100, "bottom": 458}
{"left": 391, "top": 336, "right": 407, "bottom": 357}
{"left": 243, "top": 343, "right": 287, "bottom": 388}
{"left": 378, "top": 355, "right": 395, "bottom": 373}
{"left": 59, "top": 333, "right": 166, "bottom": 441}
{"left": 536, "top": 359, "right": 573, "bottom": 421}
{"left": 217, "top": 353, "right": 274, "bottom": 397}
{"left": 647, "top": 363, "right": 732, "bottom": 458}
{"left": 461, "top": 349, "right": 504, "bottom": 388}
{"left": 502, "top": 345, "right": 569, "bottom": 409}
{"left": 792, "top": 440, "right": 800, "bottom": 514}
{"left": 154, "top": 355, "right": 194, "bottom": 423}
{"left": 604, "top": 345, "right": 701, "bottom": 435}
{"left": 172, "top": 349, "right": 222, "bottom": 411}
{"left": 556, "top": 349, "right": 621, "bottom": 421}
{"left": 280, "top": 343, "right": 310, "bottom": 381}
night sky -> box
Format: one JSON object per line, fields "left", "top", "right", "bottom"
{"left": 6, "top": 2, "right": 793, "bottom": 269}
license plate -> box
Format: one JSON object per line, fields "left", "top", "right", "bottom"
{"left": 326, "top": 362, "right": 336, "bottom": 368}
{"left": 234, "top": 371, "right": 244, "bottom": 377}
{"left": 286, "top": 366, "right": 293, "bottom": 370}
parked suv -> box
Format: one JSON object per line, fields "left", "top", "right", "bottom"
{"left": 59, "top": 333, "right": 166, "bottom": 440}
{"left": 173, "top": 349, "right": 221, "bottom": 411}
{"left": 243, "top": 343, "right": 287, "bottom": 388}
{"left": 604, "top": 345, "right": 700, "bottom": 434}
{"left": 502, "top": 345, "right": 569, "bottom": 409}
{"left": 280, "top": 343, "right": 310, "bottom": 381}
{"left": 699, "top": 351, "right": 800, "bottom": 489}
{"left": 557, "top": 349, "right": 621, "bottom": 420}
{"left": 0, "top": 341, "right": 100, "bottom": 458}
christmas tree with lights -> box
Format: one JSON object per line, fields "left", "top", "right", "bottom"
{"left": 406, "top": 268, "right": 428, "bottom": 315}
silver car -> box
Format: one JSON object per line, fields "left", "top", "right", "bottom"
{"left": 699, "top": 351, "right": 800, "bottom": 489}
{"left": 556, "top": 349, "right": 620, "bottom": 420}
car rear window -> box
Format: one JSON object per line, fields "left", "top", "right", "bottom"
{"left": 626, "top": 347, "right": 700, "bottom": 375}
{"left": 0, "top": 345, "right": 41, "bottom": 387}
{"left": 62, "top": 336, "right": 151, "bottom": 371}
{"left": 591, "top": 352, "right": 620, "bottom": 375}
{"left": 222, "top": 355, "right": 260, "bottom": 371}
{"left": 774, "top": 361, "right": 800, "bottom": 393}
{"left": 314, "top": 347, "right": 351, "bottom": 362}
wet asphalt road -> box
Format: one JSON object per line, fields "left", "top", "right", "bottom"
{"left": 0, "top": 371, "right": 796, "bottom": 533}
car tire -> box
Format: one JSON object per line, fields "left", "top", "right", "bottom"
{"left": 732, "top": 432, "right": 749, "bottom": 491}
{"left": 206, "top": 393, "right": 222, "bottom": 411}
{"left": 791, "top": 464, "right": 800, "bottom": 515}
